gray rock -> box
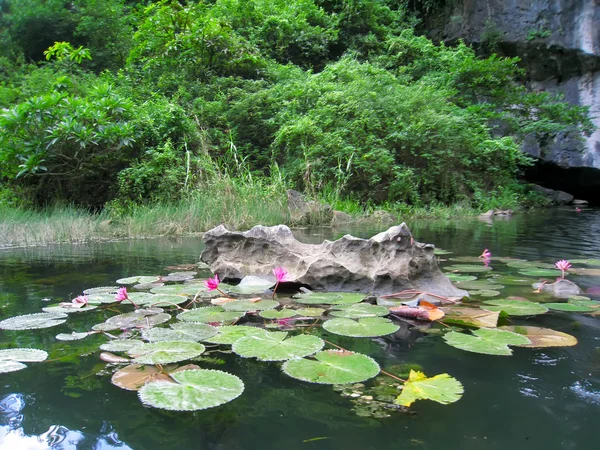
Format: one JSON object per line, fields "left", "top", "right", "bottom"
{"left": 554, "top": 190, "right": 574, "bottom": 205}
{"left": 331, "top": 210, "right": 353, "bottom": 226}
{"left": 533, "top": 278, "right": 582, "bottom": 298}
{"left": 200, "top": 224, "right": 468, "bottom": 296}
{"left": 370, "top": 210, "right": 397, "bottom": 223}
{"left": 287, "top": 190, "right": 333, "bottom": 225}
{"left": 572, "top": 199, "right": 589, "bottom": 205}
{"left": 530, "top": 184, "right": 574, "bottom": 204}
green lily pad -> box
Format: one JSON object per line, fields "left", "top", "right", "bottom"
{"left": 453, "top": 280, "right": 503, "bottom": 290}
{"left": 136, "top": 294, "right": 189, "bottom": 307}
{"left": 0, "top": 348, "right": 48, "bottom": 362}
{"left": 499, "top": 325, "right": 577, "bottom": 348}
{"left": 570, "top": 258, "right": 600, "bottom": 266}
{"left": 444, "top": 265, "right": 492, "bottom": 273}
{"left": 489, "top": 276, "right": 534, "bottom": 286}
{"left": 434, "top": 249, "right": 452, "bottom": 255}
{"left": 447, "top": 274, "right": 478, "bottom": 282}
{"left": 296, "top": 308, "right": 326, "bottom": 317}
{"left": 169, "top": 322, "right": 219, "bottom": 341}
{"left": 129, "top": 341, "right": 206, "bottom": 364}
{"left": 0, "top": 360, "right": 27, "bottom": 373}
{"left": 56, "top": 331, "right": 92, "bottom": 341}
{"left": 442, "top": 307, "right": 499, "bottom": 328}
{"left": 0, "top": 312, "right": 68, "bottom": 331}
{"left": 323, "top": 317, "right": 399, "bottom": 337}
{"left": 100, "top": 339, "right": 145, "bottom": 352}
{"left": 116, "top": 276, "right": 161, "bottom": 285}
{"left": 178, "top": 307, "right": 243, "bottom": 324}
{"left": 150, "top": 284, "right": 207, "bottom": 296}
{"left": 42, "top": 303, "right": 99, "bottom": 314}
{"left": 98, "top": 310, "right": 172, "bottom": 331}
{"left": 142, "top": 327, "right": 201, "bottom": 342}
{"left": 329, "top": 303, "right": 389, "bottom": 319}
{"left": 443, "top": 328, "right": 531, "bottom": 355}
{"left": 483, "top": 299, "right": 548, "bottom": 316}
{"left": 86, "top": 294, "right": 121, "bottom": 304}
{"left": 470, "top": 290, "right": 501, "bottom": 297}
{"left": 293, "top": 292, "right": 366, "bottom": 305}
{"left": 221, "top": 299, "right": 279, "bottom": 312}
{"left": 83, "top": 286, "right": 119, "bottom": 295}
{"left": 259, "top": 309, "right": 298, "bottom": 319}
{"left": 227, "top": 276, "right": 274, "bottom": 294}
{"left": 138, "top": 369, "right": 244, "bottom": 411}
{"left": 282, "top": 350, "right": 380, "bottom": 384}
{"left": 506, "top": 261, "right": 555, "bottom": 270}
{"left": 395, "top": 370, "right": 464, "bottom": 407}
{"left": 545, "top": 302, "right": 595, "bottom": 312}
{"left": 232, "top": 331, "right": 324, "bottom": 361}
{"left": 518, "top": 269, "right": 562, "bottom": 278}
{"left": 568, "top": 298, "right": 600, "bottom": 309}
{"left": 204, "top": 325, "right": 269, "bottom": 345}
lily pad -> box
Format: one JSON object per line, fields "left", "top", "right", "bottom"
{"left": 42, "top": 303, "right": 99, "bottom": 314}
{"left": 259, "top": 309, "right": 298, "bottom": 319}
{"left": 221, "top": 299, "right": 279, "bottom": 312}
{"left": 434, "top": 249, "right": 452, "bottom": 255}
{"left": 545, "top": 302, "right": 595, "bottom": 312}
{"left": 100, "top": 339, "right": 145, "bottom": 352}
{"left": 444, "top": 265, "right": 492, "bottom": 273}
{"left": 499, "top": 325, "right": 578, "bottom": 348}
{"left": 282, "top": 350, "right": 380, "bottom": 384}
{"left": 323, "top": 317, "right": 399, "bottom": 337}
{"left": 204, "top": 325, "right": 269, "bottom": 345}
{"left": 56, "top": 331, "right": 92, "bottom": 341}
{"left": 169, "top": 322, "right": 219, "bottom": 341}
{"left": 329, "top": 303, "right": 389, "bottom": 318}
{"left": 178, "top": 307, "right": 243, "bottom": 324}
{"left": 453, "top": 280, "right": 503, "bottom": 290}
{"left": 99, "top": 310, "right": 172, "bottom": 330}
{"left": 83, "top": 286, "right": 119, "bottom": 295}
{"left": 489, "top": 276, "right": 534, "bottom": 286}
{"left": 227, "top": 276, "right": 274, "bottom": 295}
{"left": 295, "top": 308, "right": 326, "bottom": 317}
{"left": 86, "top": 294, "right": 121, "bottom": 304}
{"left": 112, "top": 363, "right": 199, "bottom": 391}
{"left": 129, "top": 341, "right": 206, "bottom": 364}
{"left": 570, "top": 258, "right": 600, "bottom": 266}
{"left": 442, "top": 307, "right": 499, "bottom": 328}
{"left": 232, "top": 331, "right": 324, "bottom": 361}
{"left": 150, "top": 284, "right": 206, "bottom": 296}
{"left": 470, "top": 290, "right": 501, "bottom": 297}
{"left": 483, "top": 299, "right": 548, "bottom": 316}
{"left": 447, "top": 274, "right": 477, "bottom": 282}
{"left": 136, "top": 294, "right": 189, "bottom": 307}
{"left": 0, "top": 360, "right": 27, "bottom": 373}
{"left": 506, "top": 261, "right": 555, "bottom": 270}
{"left": 395, "top": 370, "right": 464, "bottom": 407}
{"left": 293, "top": 292, "right": 366, "bottom": 305}
{"left": 0, "top": 348, "right": 48, "bottom": 362}
{"left": 116, "top": 276, "right": 161, "bottom": 285}
{"left": 138, "top": 369, "right": 244, "bottom": 411}
{"left": 518, "top": 269, "right": 562, "bottom": 278}
{"left": 443, "top": 328, "right": 531, "bottom": 355}
{"left": 0, "top": 312, "right": 68, "bottom": 330}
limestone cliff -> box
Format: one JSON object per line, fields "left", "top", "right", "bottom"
{"left": 422, "top": 0, "right": 600, "bottom": 198}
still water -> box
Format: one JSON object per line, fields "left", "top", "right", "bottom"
{"left": 0, "top": 208, "right": 599, "bottom": 450}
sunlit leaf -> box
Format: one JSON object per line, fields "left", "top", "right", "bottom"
{"left": 129, "top": 341, "right": 206, "bottom": 364}
{"left": 499, "top": 326, "right": 578, "bottom": 348}
{"left": 204, "top": 325, "right": 269, "bottom": 345}
{"left": 259, "top": 309, "right": 298, "bottom": 319}
{"left": 100, "top": 339, "right": 145, "bottom": 352}
{"left": 116, "top": 276, "right": 161, "bottom": 285}
{"left": 329, "top": 303, "right": 389, "bottom": 318}
{"left": 177, "top": 306, "right": 243, "bottom": 324}
{"left": 323, "top": 317, "right": 400, "bottom": 337}
{"left": 395, "top": 370, "right": 463, "bottom": 407}
{"left": 282, "top": 350, "right": 380, "bottom": 384}
{"left": 482, "top": 299, "right": 548, "bottom": 316}
{"left": 112, "top": 363, "right": 199, "bottom": 391}
{"left": 56, "top": 331, "right": 92, "bottom": 341}
{"left": 0, "top": 312, "right": 68, "bottom": 330}
{"left": 227, "top": 276, "right": 274, "bottom": 294}
{"left": 232, "top": 331, "right": 324, "bottom": 361}
{"left": 138, "top": 369, "right": 244, "bottom": 411}
{"left": 295, "top": 308, "right": 326, "bottom": 317}
{"left": 442, "top": 307, "right": 499, "bottom": 328}
{"left": 221, "top": 299, "right": 279, "bottom": 312}
{"left": 443, "top": 328, "right": 531, "bottom": 355}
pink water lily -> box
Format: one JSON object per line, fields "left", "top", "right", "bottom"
{"left": 272, "top": 267, "right": 290, "bottom": 299}
{"left": 479, "top": 249, "right": 492, "bottom": 259}
{"left": 115, "top": 286, "right": 138, "bottom": 308}
{"left": 555, "top": 260, "right": 572, "bottom": 279}
{"left": 204, "top": 274, "right": 232, "bottom": 298}
{"left": 72, "top": 295, "right": 88, "bottom": 308}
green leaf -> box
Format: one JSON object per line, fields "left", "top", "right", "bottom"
{"left": 204, "top": 325, "right": 269, "bottom": 345}
{"left": 100, "top": 339, "right": 145, "bottom": 352}
{"left": 221, "top": 299, "right": 279, "bottom": 311}
{"left": 129, "top": 341, "right": 206, "bottom": 364}
{"left": 442, "top": 307, "right": 499, "bottom": 328}
{"left": 453, "top": 280, "right": 504, "bottom": 290}
{"left": 470, "top": 290, "right": 501, "bottom": 297}
{"left": 226, "top": 276, "right": 274, "bottom": 294}
{"left": 259, "top": 309, "right": 298, "bottom": 319}
{"left": 232, "top": 331, "right": 324, "bottom": 361}
{"left": 545, "top": 302, "right": 595, "bottom": 312}
{"left": 329, "top": 303, "right": 389, "bottom": 318}
{"left": 293, "top": 292, "right": 366, "bottom": 305}
{"left": 518, "top": 269, "right": 562, "bottom": 277}
{"left": 136, "top": 294, "right": 189, "bottom": 307}
{"left": 97, "top": 310, "right": 172, "bottom": 331}
{"left": 56, "top": 331, "right": 92, "bottom": 341}
{"left": 116, "top": 276, "right": 161, "bottom": 285}
{"left": 42, "top": 303, "right": 99, "bottom": 314}
{"left": 296, "top": 308, "right": 326, "bottom": 317}
{"left": 83, "top": 286, "right": 119, "bottom": 295}
{"left": 177, "top": 307, "right": 243, "bottom": 324}
{"left": 499, "top": 325, "right": 578, "bottom": 348}
{"left": 443, "top": 328, "right": 531, "bottom": 355}
{"left": 0, "top": 312, "right": 68, "bottom": 330}
{"left": 447, "top": 274, "right": 477, "bottom": 282}
{"left": 395, "top": 370, "right": 463, "bottom": 407}
{"left": 282, "top": 350, "right": 380, "bottom": 384}
{"left": 444, "top": 265, "right": 492, "bottom": 273}
{"left": 482, "top": 299, "right": 548, "bottom": 316}
{"left": 169, "top": 322, "right": 219, "bottom": 341}
{"left": 138, "top": 369, "right": 244, "bottom": 411}
{"left": 323, "top": 317, "right": 399, "bottom": 337}
{"left": 0, "top": 348, "right": 48, "bottom": 362}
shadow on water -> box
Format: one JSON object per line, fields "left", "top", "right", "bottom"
{"left": 0, "top": 209, "right": 599, "bottom": 449}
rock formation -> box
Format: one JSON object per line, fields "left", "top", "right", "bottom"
{"left": 200, "top": 223, "right": 467, "bottom": 297}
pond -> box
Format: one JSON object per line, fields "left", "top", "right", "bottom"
{"left": 0, "top": 208, "right": 599, "bottom": 450}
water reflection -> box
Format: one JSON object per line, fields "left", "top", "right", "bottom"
{"left": 0, "top": 394, "right": 132, "bottom": 450}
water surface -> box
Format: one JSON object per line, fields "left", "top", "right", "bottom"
{"left": 1, "top": 208, "right": 599, "bottom": 450}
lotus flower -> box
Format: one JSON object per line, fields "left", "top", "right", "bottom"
{"left": 272, "top": 267, "right": 290, "bottom": 299}
{"left": 115, "top": 286, "right": 138, "bottom": 307}
{"left": 72, "top": 295, "right": 88, "bottom": 308}
{"left": 555, "top": 260, "right": 572, "bottom": 279}
{"left": 479, "top": 249, "right": 492, "bottom": 259}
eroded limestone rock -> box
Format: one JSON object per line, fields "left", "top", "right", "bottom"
{"left": 200, "top": 224, "right": 467, "bottom": 296}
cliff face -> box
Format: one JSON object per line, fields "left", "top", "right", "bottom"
{"left": 423, "top": 0, "right": 600, "bottom": 199}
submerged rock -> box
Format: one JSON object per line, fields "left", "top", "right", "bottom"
{"left": 534, "top": 278, "right": 582, "bottom": 298}
{"left": 200, "top": 224, "right": 467, "bottom": 296}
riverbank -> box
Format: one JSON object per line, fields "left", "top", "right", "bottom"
{"left": 0, "top": 197, "right": 497, "bottom": 249}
